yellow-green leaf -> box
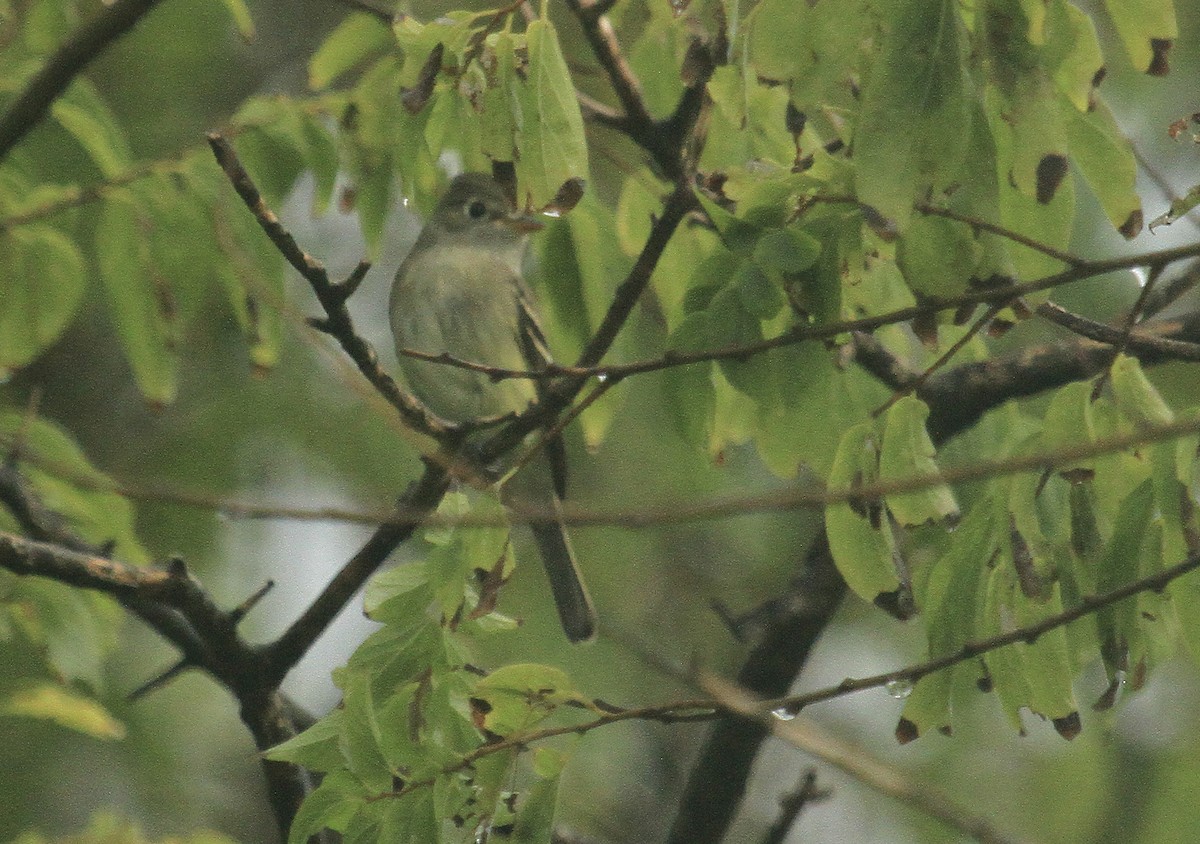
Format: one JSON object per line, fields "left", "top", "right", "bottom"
{"left": 2, "top": 684, "right": 125, "bottom": 739}
{"left": 514, "top": 17, "right": 588, "bottom": 207}
{"left": 95, "top": 191, "right": 178, "bottom": 405}
{"left": 879, "top": 396, "right": 959, "bottom": 526}
{"left": 0, "top": 226, "right": 85, "bottom": 373}
{"left": 825, "top": 422, "right": 901, "bottom": 603}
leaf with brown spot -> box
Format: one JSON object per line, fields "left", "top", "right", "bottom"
{"left": 1035, "top": 154, "right": 1069, "bottom": 204}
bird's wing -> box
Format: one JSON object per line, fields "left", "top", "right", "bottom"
{"left": 514, "top": 280, "right": 568, "bottom": 499}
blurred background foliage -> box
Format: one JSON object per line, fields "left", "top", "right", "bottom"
{"left": 3, "top": 0, "right": 1200, "bottom": 842}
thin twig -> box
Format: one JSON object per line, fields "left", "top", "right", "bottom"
{"left": 766, "top": 548, "right": 1200, "bottom": 717}
{"left": 703, "top": 676, "right": 1025, "bottom": 844}
{"left": 388, "top": 239, "right": 1200, "bottom": 385}
{"left": 872, "top": 301, "right": 1007, "bottom": 417}
{"left": 1036, "top": 302, "right": 1200, "bottom": 361}
{"left": 8, "top": 405, "right": 1200, "bottom": 532}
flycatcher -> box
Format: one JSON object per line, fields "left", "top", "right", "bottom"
{"left": 389, "top": 173, "right": 597, "bottom": 643}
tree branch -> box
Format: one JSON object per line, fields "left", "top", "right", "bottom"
{"left": 207, "top": 133, "right": 453, "bottom": 441}
{"left": 0, "top": 0, "right": 165, "bottom": 163}
{"left": 703, "top": 676, "right": 1024, "bottom": 844}
{"left": 666, "top": 534, "right": 846, "bottom": 844}
{"left": 0, "top": 459, "right": 316, "bottom": 839}
{"left": 259, "top": 462, "right": 449, "bottom": 683}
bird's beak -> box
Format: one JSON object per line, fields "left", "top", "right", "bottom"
{"left": 502, "top": 212, "right": 545, "bottom": 234}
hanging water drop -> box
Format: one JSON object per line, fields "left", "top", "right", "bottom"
{"left": 885, "top": 679, "right": 914, "bottom": 699}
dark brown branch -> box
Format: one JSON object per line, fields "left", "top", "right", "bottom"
{"left": 562, "top": 0, "right": 654, "bottom": 134}
{"left": 847, "top": 331, "right": 920, "bottom": 391}
{"left": 206, "top": 133, "right": 453, "bottom": 440}
{"left": 761, "top": 770, "right": 828, "bottom": 844}
{"left": 0, "top": 0, "right": 165, "bottom": 162}
{"left": 563, "top": 0, "right": 714, "bottom": 180}
{"left": 260, "top": 461, "right": 450, "bottom": 683}
{"left": 924, "top": 307, "right": 1200, "bottom": 443}
{"left": 666, "top": 534, "right": 846, "bottom": 844}
{"left": 0, "top": 458, "right": 315, "bottom": 838}
{"left": 1036, "top": 301, "right": 1200, "bottom": 361}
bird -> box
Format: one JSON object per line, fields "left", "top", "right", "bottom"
{"left": 389, "top": 172, "right": 597, "bottom": 643}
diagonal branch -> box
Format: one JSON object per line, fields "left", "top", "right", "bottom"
{"left": 0, "top": 0, "right": 165, "bottom": 162}
{"left": 260, "top": 462, "right": 449, "bottom": 683}
{"left": 207, "top": 133, "right": 453, "bottom": 441}
{"left": 703, "top": 676, "right": 1024, "bottom": 844}
{"left": 0, "top": 465, "right": 315, "bottom": 837}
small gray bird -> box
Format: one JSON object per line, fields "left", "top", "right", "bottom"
{"left": 389, "top": 173, "right": 597, "bottom": 643}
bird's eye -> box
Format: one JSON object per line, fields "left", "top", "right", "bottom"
{"left": 466, "top": 200, "right": 488, "bottom": 220}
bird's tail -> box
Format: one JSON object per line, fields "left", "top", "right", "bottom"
{"left": 529, "top": 496, "right": 597, "bottom": 643}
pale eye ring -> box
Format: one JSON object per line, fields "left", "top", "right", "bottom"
{"left": 466, "top": 200, "right": 488, "bottom": 220}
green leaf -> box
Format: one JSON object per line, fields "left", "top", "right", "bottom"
{"left": 854, "top": 0, "right": 971, "bottom": 227}
{"left": 21, "top": 0, "right": 77, "bottom": 53}
{"left": 1103, "top": 0, "right": 1177, "bottom": 73}
{"left": 49, "top": 80, "right": 131, "bottom": 179}
{"left": 896, "top": 216, "right": 982, "bottom": 299}
{"left": 339, "top": 673, "right": 394, "bottom": 792}
{"left": 217, "top": 0, "right": 254, "bottom": 40}
{"left": 985, "top": 88, "right": 1075, "bottom": 280}
{"left": 825, "top": 422, "right": 901, "bottom": 603}
{"left": 1, "top": 683, "right": 125, "bottom": 739}
{"left": 734, "top": 259, "right": 784, "bottom": 320}
{"left": 903, "top": 499, "right": 998, "bottom": 739}
{"left": 8, "top": 580, "right": 120, "bottom": 689}
{"left": 0, "top": 412, "right": 148, "bottom": 564}
{"left": 471, "top": 663, "right": 581, "bottom": 737}
{"left": 752, "top": 227, "right": 821, "bottom": 275}
{"left": 709, "top": 284, "right": 768, "bottom": 398}
{"left": 754, "top": 345, "right": 875, "bottom": 478}
{"left": 514, "top": 17, "right": 588, "bottom": 207}
{"left": 231, "top": 99, "right": 310, "bottom": 207}
{"left": 511, "top": 749, "right": 564, "bottom": 842}
{"left": 1040, "top": 381, "right": 1096, "bottom": 473}
{"left": 748, "top": 0, "right": 875, "bottom": 113}
{"left": 1094, "top": 479, "right": 1154, "bottom": 677}
{"left": 298, "top": 112, "right": 340, "bottom": 215}
{"left": 288, "top": 771, "right": 366, "bottom": 844}
{"left": 95, "top": 191, "right": 178, "bottom": 405}
{"left": 311, "top": 13, "right": 393, "bottom": 89}
{"left": 1011, "top": 584, "right": 1078, "bottom": 722}
{"left": 0, "top": 226, "right": 86, "bottom": 373}
{"left": 663, "top": 313, "right": 717, "bottom": 449}
{"left": 203, "top": 171, "right": 285, "bottom": 372}
{"left": 1111, "top": 354, "right": 1174, "bottom": 427}
{"left": 1045, "top": 0, "right": 1103, "bottom": 111}
{"left": 478, "top": 30, "right": 520, "bottom": 163}
{"left": 879, "top": 396, "right": 959, "bottom": 526}
{"left": 1063, "top": 97, "right": 1142, "bottom": 237}
{"left": 266, "top": 711, "right": 345, "bottom": 771}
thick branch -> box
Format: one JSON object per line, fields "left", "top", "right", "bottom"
{"left": 260, "top": 462, "right": 450, "bottom": 683}
{"left": 0, "top": 0, "right": 165, "bottom": 162}
{"left": 666, "top": 535, "right": 845, "bottom": 844}
{"left": 924, "top": 306, "right": 1200, "bottom": 442}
